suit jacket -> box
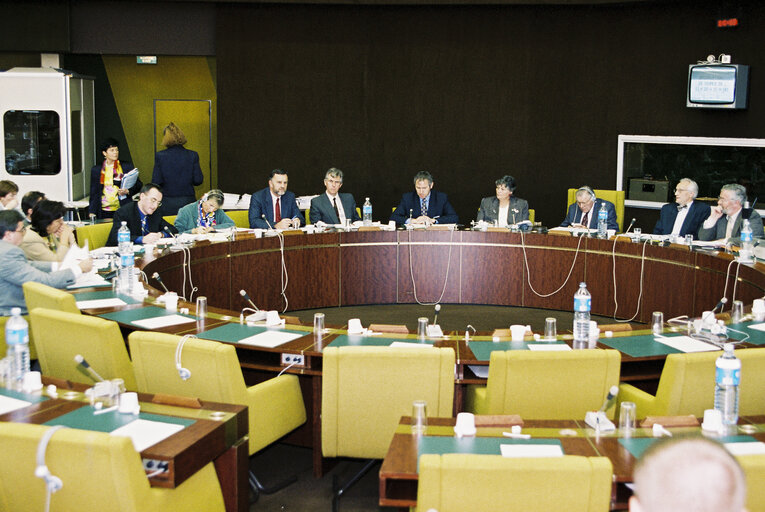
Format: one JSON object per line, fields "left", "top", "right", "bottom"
{"left": 390, "top": 190, "right": 459, "bottom": 226}
{"left": 248, "top": 188, "right": 305, "bottom": 229}
{"left": 560, "top": 198, "right": 618, "bottom": 231}
{"left": 88, "top": 161, "right": 142, "bottom": 219}
{"left": 106, "top": 201, "right": 177, "bottom": 246}
{"left": 698, "top": 209, "right": 765, "bottom": 241}
{"left": 476, "top": 196, "right": 529, "bottom": 224}
{"left": 152, "top": 145, "right": 204, "bottom": 199}
{"left": 0, "top": 240, "right": 75, "bottom": 315}
{"left": 309, "top": 193, "right": 361, "bottom": 224}
{"left": 19, "top": 225, "right": 74, "bottom": 262}
{"left": 653, "top": 201, "right": 711, "bottom": 237}
{"left": 174, "top": 201, "right": 236, "bottom": 233}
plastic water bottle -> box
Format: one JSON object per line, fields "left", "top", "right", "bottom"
{"left": 740, "top": 218, "right": 753, "bottom": 263}
{"left": 5, "top": 308, "right": 30, "bottom": 390}
{"left": 597, "top": 202, "right": 608, "bottom": 238}
{"left": 573, "top": 282, "right": 591, "bottom": 343}
{"left": 362, "top": 197, "right": 372, "bottom": 226}
{"left": 117, "top": 221, "right": 131, "bottom": 254}
{"left": 117, "top": 221, "right": 134, "bottom": 294}
{"left": 714, "top": 343, "right": 741, "bottom": 429}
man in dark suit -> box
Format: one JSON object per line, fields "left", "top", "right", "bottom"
{"left": 248, "top": 169, "right": 305, "bottom": 229}
{"left": 309, "top": 168, "right": 361, "bottom": 225}
{"left": 698, "top": 183, "right": 764, "bottom": 241}
{"left": 106, "top": 183, "right": 176, "bottom": 246}
{"left": 653, "top": 178, "right": 711, "bottom": 238}
{"left": 560, "top": 186, "right": 618, "bottom": 231}
{"left": 390, "top": 171, "right": 459, "bottom": 226}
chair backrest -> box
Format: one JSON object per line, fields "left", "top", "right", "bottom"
{"left": 738, "top": 348, "right": 765, "bottom": 416}
{"left": 528, "top": 208, "right": 535, "bottom": 223}
{"left": 162, "top": 215, "right": 177, "bottom": 225}
{"left": 484, "top": 349, "right": 621, "bottom": 419}
{"left": 417, "top": 453, "right": 612, "bottom": 512}
{"left": 0, "top": 422, "right": 225, "bottom": 512}
{"left": 740, "top": 454, "right": 765, "bottom": 512}
{"left": 567, "top": 188, "right": 626, "bottom": 231}
{"left": 28, "top": 308, "right": 136, "bottom": 390}
{"left": 75, "top": 222, "right": 112, "bottom": 250}
{"left": 226, "top": 209, "right": 250, "bottom": 228}
{"left": 321, "top": 345, "right": 455, "bottom": 459}
{"left": 23, "top": 281, "right": 79, "bottom": 315}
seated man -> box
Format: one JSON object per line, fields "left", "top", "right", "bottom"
{"left": 390, "top": 171, "right": 459, "bottom": 226}
{"left": 653, "top": 178, "right": 710, "bottom": 238}
{"left": 249, "top": 169, "right": 305, "bottom": 229}
{"left": 698, "top": 183, "right": 764, "bottom": 241}
{"left": 0, "top": 210, "right": 92, "bottom": 315}
{"left": 630, "top": 437, "right": 746, "bottom": 512}
{"left": 309, "top": 168, "right": 361, "bottom": 225}
{"left": 20, "top": 191, "right": 45, "bottom": 227}
{"left": 106, "top": 183, "right": 176, "bottom": 246}
{"left": 560, "top": 185, "right": 618, "bottom": 231}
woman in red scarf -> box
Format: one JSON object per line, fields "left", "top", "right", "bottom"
{"left": 88, "top": 138, "right": 143, "bottom": 219}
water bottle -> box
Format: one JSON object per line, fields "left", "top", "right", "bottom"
{"left": 362, "top": 197, "right": 372, "bottom": 226}
{"left": 739, "top": 218, "right": 753, "bottom": 263}
{"left": 573, "top": 282, "right": 591, "bottom": 343}
{"left": 5, "top": 308, "right": 30, "bottom": 390}
{"left": 714, "top": 343, "right": 741, "bottom": 428}
{"left": 117, "top": 221, "right": 131, "bottom": 253}
{"left": 597, "top": 202, "right": 608, "bottom": 239}
{"left": 117, "top": 222, "right": 134, "bottom": 294}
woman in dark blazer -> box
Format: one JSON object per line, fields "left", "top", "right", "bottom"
{"left": 152, "top": 122, "right": 204, "bottom": 217}
{"left": 88, "top": 138, "right": 142, "bottom": 219}
{"left": 476, "top": 175, "right": 529, "bottom": 226}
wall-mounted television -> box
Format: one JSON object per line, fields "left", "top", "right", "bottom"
{"left": 687, "top": 64, "right": 749, "bottom": 109}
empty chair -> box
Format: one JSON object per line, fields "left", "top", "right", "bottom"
{"left": 23, "top": 281, "right": 79, "bottom": 315}
{"left": 127, "top": 331, "right": 307, "bottom": 499}
{"left": 417, "top": 453, "right": 612, "bottom": 512}
{"left": 28, "top": 308, "right": 136, "bottom": 390}
{"left": 75, "top": 222, "right": 112, "bottom": 249}
{"left": 0, "top": 422, "right": 225, "bottom": 512}
{"left": 226, "top": 209, "right": 250, "bottom": 228}
{"left": 322, "top": 345, "right": 455, "bottom": 511}
{"left": 465, "top": 349, "right": 621, "bottom": 419}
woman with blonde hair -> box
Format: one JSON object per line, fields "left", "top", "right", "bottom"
{"left": 152, "top": 122, "right": 204, "bottom": 217}
{"left": 174, "top": 189, "right": 235, "bottom": 234}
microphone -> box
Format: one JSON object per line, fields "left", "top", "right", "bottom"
{"left": 598, "top": 385, "right": 619, "bottom": 413}
{"left": 163, "top": 226, "right": 181, "bottom": 247}
{"left": 74, "top": 354, "right": 105, "bottom": 382}
{"left": 433, "top": 304, "right": 441, "bottom": 325}
{"left": 239, "top": 289, "right": 267, "bottom": 322}
{"left": 261, "top": 214, "right": 275, "bottom": 231}
{"left": 239, "top": 289, "right": 259, "bottom": 311}
{"left": 623, "top": 218, "right": 637, "bottom": 234}
{"left": 152, "top": 272, "right": 170, "bottom": 293}
{"left": 511, "top": 208, "right": 519, "bottom": 225}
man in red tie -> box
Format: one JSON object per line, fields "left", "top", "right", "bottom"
{"left": 560, "top": 185, "right": 618, "bottom": 231}
{"left": 248, "top": 169, "right": 305, "bottom": 229}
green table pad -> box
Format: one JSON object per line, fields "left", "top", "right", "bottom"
{"left": 468, "top": 340, "right": 569, "bottom": 360}
{"left": 328, "top": 335, "right": 434, "bottom": 348}
{"left": 598, "top": 333, "right": 686, "bottom": 358}
{"left": 98, "top": 306, "right": 195, "bottom": 325}
{"left": 43, "top": 405, "right": 195, "bottom": 433}
{"left": 727, "top": 321, "right": 765, "bottom": 346}
{"left": 197, "top": 322, "right": 306, "bottom": 343}
{"left": 0, "top": 387, "right": 48, "bottom": 403}
{"left": 417, "top": 436, "right": 563, "bottom": 471}
{"left": 618, "top": 435, "right": 758, "bottom": 459}
{"left": 73, "top": 290, "right": 142, "bottom": 305}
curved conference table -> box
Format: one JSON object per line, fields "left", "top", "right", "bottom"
{"left": 129, "top": 229, "right": 765, "bottom": 476}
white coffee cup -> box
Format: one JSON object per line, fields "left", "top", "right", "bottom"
{"left": 164, "top": 291, "right": 178, "bottom": 312}
{"left": 509, "top": 324, "right": 528, "bottom": 341}
{"left": 753, "top": 299, "right": 765, "bottom": 321}
{"left": 347, "top": 318, "right": 364, "bottom": 334}
{"left": 118, "top": 392, "right": 140, "bottom": 414}
{"left": 454, "top": 412, "right": 477, "bottom": 437}
{"left": 22, "top": 371, "right": 43, "bottom": 392}
{"left": 701, "top": 408, "right": 723, "bottom": 433}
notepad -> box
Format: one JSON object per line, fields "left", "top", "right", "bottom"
{"left": 500, "top": 444, "right": 564, "bottom": 458}
{"left": 527, "top": 344, "right": 572, "bottom": 351}
{"left": 237, "top": 331, "right": 304, "bottom": 348}
{"left": 0, "top": 394, "right": 32, "bottom": 415}
{"left": 110, "top": 418, "right": 184, "bottom": 452}
{"left": 132, "top": 315, "right": 196, "bottom": 329}
{"left": 724, "top": 441, "right": 765, "bottom": 456}
{"left": 389, "top": 341, "right": 434, "bottom": 348}
{"left": 654, "top": 335, "right": 720, "bottom": 353}
{"left": 76, "top": 298, "right": 128, "bottom": 309}
{"left": 468, "top": 365, "right": 489, "bottom": 378}
{"left": 745, "top": 323, "right": 765, "bottom": 332}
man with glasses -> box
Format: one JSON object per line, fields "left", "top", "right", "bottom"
{"left": 107, "top": 183, "right": 177, "bottom": 246}
{"left": 309, "top": 168, "right": 361, "bottom": 225}
{"left": 699, "top": 183, "right": 764, "bottom": 241}
{"left": 560, "top": 185, "right": 618, "bottom": 230}
{"left": 0, "top": 210, "right": 92, "bottom": 315}
{"left": 653, "top": 178, "right": 710, "bottom": 238}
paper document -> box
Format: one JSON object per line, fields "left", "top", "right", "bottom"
{"left": 0, "top": 395, "right": 32, "bottom": 415}
{"left": 67, "top": 272, "right": 110, "bottom": 289}
{"left": 468, "top": 365, "right": 489, "bottom": 378}
{"left": 118, "top": 169, "right": 139, "bottom": 198}
{"left": 654, "top": 335, "right": 720, "bottom": 353}
{"left": 527, "top": 344, "right": 572, "bottom": 351}
{"left": 500, "top": 444, "right": 564, "bottom": 458}
{"left": 237, "top": 331, "right": 304, "bottom": 348}
{"left": 110, "top": 418, "right": 184, "bottom": 452}
{"left": 389, "top": 341, "right": 434, "bottom": 348}
{"left": 744, "top": 323, "right": 765, "bottom": 332}
{"left": 724, "top": 441, "right": 765, "bottom": 456}
{"left": 132, "top": 314, "right": 195, "bottom": 329}
{"left": 76, "top": 298, "right": 127, "bottom": 309}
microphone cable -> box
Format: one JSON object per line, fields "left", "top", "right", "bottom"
{"left": 611, "top": 236, "right": 648, "bottom": 323}
{"left": 520, "top": 228, "right": 585, "bottom": 298}
{"left": 407, "top": 225, "right": 456, "bottom": 305}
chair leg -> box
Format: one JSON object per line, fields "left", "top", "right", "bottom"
{"left": 249, "top": 469, "right": 298, "bottom": 499}
{"left": 332, "top": 459, "right": 378, "bottom": 512}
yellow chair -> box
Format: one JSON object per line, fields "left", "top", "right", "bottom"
{"left": 226, "top": 209, "right": 250, "bottom": 228}
{"left": 740, "top": 455, "right": 765, "bottom": 512}
{"left": 528, "top": 208, "right": 535, "bottom": 223}
{"left": 0, "top": 422, "right": 225, "bottom": 512}
{"left": 127, "top": 331, "right": 307, "bottom": 498}
{"left": 322, "top": 345, "right": 455, "bottom": 511}
{"left": 417, "top": 453, "right": 613, "bottom": 512}
{"left": 23, "top": 281, "right": 79, "bottom": 315}
{"left": 465, "top": 349, "right": 621, "bottom": 419}
{"left": 162, "top": 215, "right": 177, "bottom": 225}
{"left": 567, "top": 188, "right": 626, "bottom": 231}
{"left": 28, "top": 308, "right": 137, "bottom": 390}
{"left": 618, "top": 348, "right": 765, "bottom": 419}
{"left": 75, "top": 222, "right": 112, "bottom": 249}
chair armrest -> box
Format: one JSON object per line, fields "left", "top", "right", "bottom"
{"left": 618, "top": 383, "right": 657, "bottom": 420}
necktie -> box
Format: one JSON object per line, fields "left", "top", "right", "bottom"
{"left": 581, "top": 211, "right": 589, "bottom": 228}
{"left": 421, "top": 198, "right": 427, "bottom": 217}
{"left": 677, "top": 204, "right": 688, "bottom": 211}
{"left": 275, "top": 197, "right": 281, "bottom": 223}
{"left": 333, "top": 197, "right": 340, "bottom": 221}
{"left": 141, "top": 215, "right": 148, "bottom": 235}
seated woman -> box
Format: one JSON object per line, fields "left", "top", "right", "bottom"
{"left": 476, "top": 175, "right": 529, "bottom": 227}
{"left": 88, "top": 138, "right": 142, "bottom": 220}
{"left": 20, "top": 200, "right": 76, "bottom": 261}
{"left": 174, "top": 189, "right": 235, "bottom": 234}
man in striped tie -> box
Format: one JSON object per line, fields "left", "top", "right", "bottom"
{"left": 390, "top": 171, "right": 459, "bottom": 226}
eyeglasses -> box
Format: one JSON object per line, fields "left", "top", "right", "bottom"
{"left": 675, "top": 188, "right": 690, "bottom": 193}
{"left": 146, "top": 197, "right": 162, "bottom": 206}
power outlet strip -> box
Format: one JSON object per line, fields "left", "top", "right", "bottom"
{"left": 281, "top": 353, "right": 305, "bottom": 367}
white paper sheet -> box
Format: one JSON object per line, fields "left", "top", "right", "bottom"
{"left": 237, "top": 331, "right": 304, "bottom": 348}
{"left": 468, "top": 365, "right": 489, "bottom": 378}
{"left": 389, "top": 341, "right": 434, "bottom": 348}
{"left": 110, "top": 418, "right": 184, "bottom": 452}
{"left": 0, "top": 394, "right": 32, "bottom": 415}
{"left": 654, "top": 335, "right": 720, "bottom": 353}
{"left": 500, "top": 444, "right": 564, "bottom": 458}
{"left": 131, "top": 314, "right": 196, "bottom": 329}
{"left": 724, "top": 441, "right": 765, "bottom": 456}
{"left": 527, "top": 344, "right": 572, "bottom": 351}
{"left": 76, "top": 298, "right": 127, "bottom": 309}
{"left": 744, "top": 322, "right": 765, "bottom": 332}
{"left": 67, "top": 272, "right": 110, "bottom": 289}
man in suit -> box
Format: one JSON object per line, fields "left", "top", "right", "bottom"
{"left": 309, "top": 168, "right": 361, "bottom": 225}
{"left": 0, "top": 210, "right": 92, "bottom": 315}
{"left": 249, "top": 169, "right": 305, "bottom": 229}
{"left": 698, "top": 183, "right": 764, "bottom": 241}
{"left": 560, "top": 186, "right": 618, "bottom": 231}
{"left": 653, "top": 178, "right": 710, "bottom": 238}
{"left": 106, "top": 183, "right": 176, "bottom": 246}
{"left": 390, "top": 171, "right": 459, "bottom": 226}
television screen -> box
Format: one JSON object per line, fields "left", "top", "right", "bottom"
{"left": 687, "top": 64, "right": 749, "bottom": 109}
